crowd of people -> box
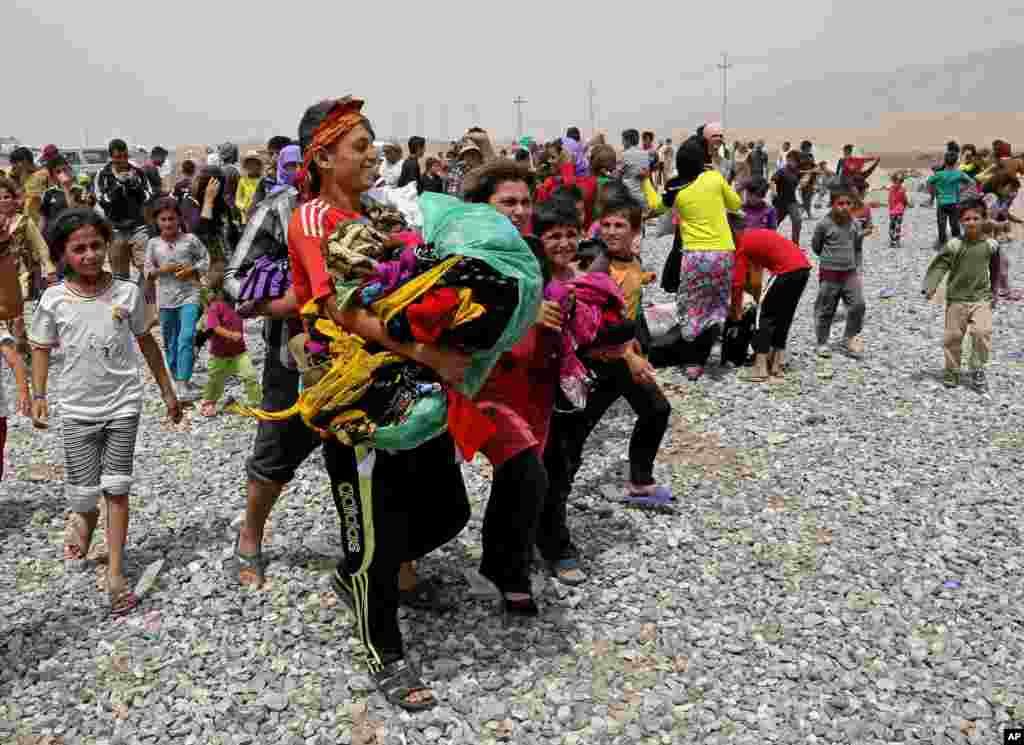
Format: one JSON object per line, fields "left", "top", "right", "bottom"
{"left": 0, "top": 105, "right": 1016, "bottom": 711}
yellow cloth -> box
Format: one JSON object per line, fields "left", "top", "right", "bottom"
{"left": 642, "top": 177, "right": 663, "bottom": 213}
{"left": 239, "top": 311, "right": 405, "bottom": 444}
{"left": 3, "top": 214, "right": 55, "bottom": 296}
{"left": 235, "top": 176, "right": 260, "bottom": 223}
{"left": 672, "top": 170, "right": 742, "bottom": 252}
{"left": 241, "top": 255, "right": 468, "bottom": 445}
{"left": 453, "top": 287, "right": 486, "bottom": 326}
{"left": 23, "top": 169, "right": 51, "bottom": 225}
{"left": 370, "top": 255, "right": 462, "bottom": 321}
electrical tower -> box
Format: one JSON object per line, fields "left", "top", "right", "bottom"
{"left": 717, "top": 52, "right": 734, "bottom": 131}
{"left": 587, "top": 81, "right": 597, "bottom": 135}
{"left": 513, "top": 96, "right": 527, "bottom": 140}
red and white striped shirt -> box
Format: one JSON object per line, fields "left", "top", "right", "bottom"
{"left": 287, "top": 198, "right": 360, "bottom": 310}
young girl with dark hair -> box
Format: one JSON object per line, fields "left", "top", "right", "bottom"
{"left": 29, "top": 209, "right": 181, "bottom": 616}
{"left": 144, "top": 196, "right": 210, "bottom": 401}
{"left": 193, "top": 166, "right": 239, "bottom": 262}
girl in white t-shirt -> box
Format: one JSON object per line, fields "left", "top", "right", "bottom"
{"left": 29, "top": 209, "right": 182, "bottom": 617}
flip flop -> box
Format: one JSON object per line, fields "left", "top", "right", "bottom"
{"left": 232, "top": 528, "right": 265, "bottom": 587}
{"left": 373, "top": 658, "right": 437, "bottom": 712}
{"left": 600, "top": 484, "right": 676, "bottom": 512}
{"left": 547, "top": 557, "right": 587, "bottom": 586}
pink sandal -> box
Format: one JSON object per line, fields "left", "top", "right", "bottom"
{"left": 200, "top": 400, "right": 217, "bottom": 417}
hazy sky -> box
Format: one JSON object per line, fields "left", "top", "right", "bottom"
{"left": 9, "top": 0, "right": 1024, "bottom": 147}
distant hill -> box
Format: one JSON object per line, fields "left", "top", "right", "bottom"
{"left": 726, "top": 44, "right": 1024, "bottom": 136}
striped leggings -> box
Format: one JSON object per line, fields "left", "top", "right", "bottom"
{"left": 62, "top": 416, "right": 140, "bottom": 512}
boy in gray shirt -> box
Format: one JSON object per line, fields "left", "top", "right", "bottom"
{"left": 811, "top": 188, "right": 866, "bottom": 358}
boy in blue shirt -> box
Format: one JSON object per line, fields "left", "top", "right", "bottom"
{"left": 927, "top": 151, "right": 976, "bottom": 247}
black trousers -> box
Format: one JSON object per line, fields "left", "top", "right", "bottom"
{"left": 752, "top": 268, "right": 810, "bottom": 353}
{"left": 937, "top": 204, "right": 961, "bottom": 245}
{"left": 480, "top": 449, "right": 547, "bottom": 593}
{"left": 333, "top": 434, "right": 469, "bottom": 668}
{"left": 681, "top": 327, "right": 717, "bottom": 367}
{"left": 538, "top": 359, "right": 671, "bottom": 560}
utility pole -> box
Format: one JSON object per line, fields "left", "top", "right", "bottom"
{"left": 513, "top": 96, "right": 527, "bottom": 141}
{"left": 467, "top": 103, "right": 480, "bottom": 129}
{"left": 586, "top": 81, "right": 597, "bottom": 136}
{"left": 717, "top": 52, "right": 734, "bottom": 131}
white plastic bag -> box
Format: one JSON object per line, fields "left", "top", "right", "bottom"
{"left": 366, "top": 183, "right": 423, "bottom": 229}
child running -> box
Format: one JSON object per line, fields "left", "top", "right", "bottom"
{"left": 923, "top": 198, "right": 1000, "bottom": 392}
{"left": 0, "top": 327, "right": 31, "bottom": 480}
{"left": 200, "top": 273, "right": 261, "bottom": 417}
{"left": 887, "top": 173, "right": 908, "bottom": 248}
{"left": 29, "top": 210, "right": 181, "bottom": 616}
{"left": 811, "top": 187, "right": 866, "bottom": 358}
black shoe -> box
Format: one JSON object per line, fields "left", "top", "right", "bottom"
{"left": 972, "top": 369, "right": 989, "bottom": 393}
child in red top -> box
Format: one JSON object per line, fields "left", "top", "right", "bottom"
{"left": 200, "top": 275, "right": 261, "bottom": 416}
{"left": 887, "top": 173, "right": 908, "bottom": 248}
{"left": 731, "top": 228, "right": 812, "bottom": 382}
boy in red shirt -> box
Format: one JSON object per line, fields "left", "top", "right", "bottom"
{"left": 731, "top": 228, "right": 811, "bottom": 381}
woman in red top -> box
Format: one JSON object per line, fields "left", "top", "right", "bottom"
{"left": 464, "top": 160, "right": 564, "bottom": 613}
{"left": 731, "top": 227, "right": 811, "bottom": 381}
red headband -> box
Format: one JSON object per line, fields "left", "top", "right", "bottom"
{"left": 296, "top": 97, "right": 366, "bottom": 199}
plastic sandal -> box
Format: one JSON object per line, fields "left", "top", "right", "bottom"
{"left": 464, "top": 569, "right": 539, "bottom": 620}
{"left": 601, "top": 484, "right": 676, "bottom": 512}
{"left": 233, "top": 528, "right": 265, "bottom": 587}
{"left": 373, "top": 658, "right": 437, "bottom": 712}
{"left": 548, "top": 557, "right": 587, "bottom": 587}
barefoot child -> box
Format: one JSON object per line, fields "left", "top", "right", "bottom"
{"left": 0, "top": 328, "right": 31, "bottom": 480}
{"left": 29, "top": 210, "right": 181, "bottom": 616}
{"left": 922, "top": 198, "right": 1000, "bottom": 392}
{"left": 200, "top": 273, "right": 261, "bottom": 417}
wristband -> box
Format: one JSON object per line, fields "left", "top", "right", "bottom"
{"left": 33, "top": 394, "right": 46, "bottom": 401}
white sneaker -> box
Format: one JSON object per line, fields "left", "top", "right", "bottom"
{"left": 176, "top": 381, "right": 198, "bottom": 402}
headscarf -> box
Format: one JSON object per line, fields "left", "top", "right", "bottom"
{"left": 561, "top": 136, "right": 590, "bottom": 177}
{"left": 295, "top": 97, "right": 367, "bottom": 200}
{"left": 272, "top": 145, "right": 302, "bottom": 194}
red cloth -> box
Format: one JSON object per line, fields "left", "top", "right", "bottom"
{"left": 535, "top": 164, "right": 600, "bottom": 228}
{"left": 475, "top": 326, "right": 559, "bottom": 467}
{"left": 287, "top": 199, "right": 361, "bottom": 310}
{"left": 207, "top": 300, "right": 247, "bottom": 358}
{"left": 733, "top": 229, "right": 811, "bottom": 311}
{"left": 446, "top": 389, "right": 496, "bottom": 462}
{"left": 406, "top": 287, "right": 461, "bottom": 343}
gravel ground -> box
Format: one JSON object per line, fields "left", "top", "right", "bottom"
{"left": 2, "top": 204, "right": 1023, "bottom": 745}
